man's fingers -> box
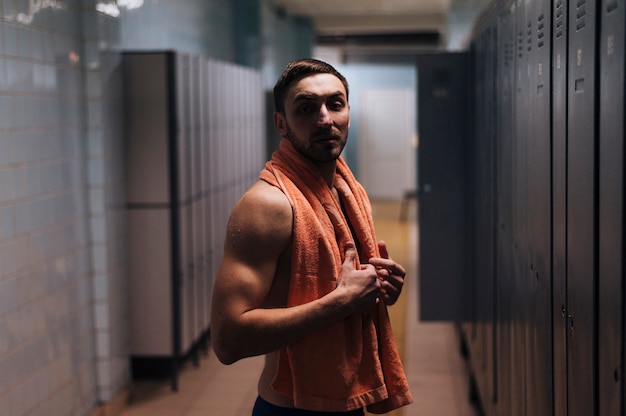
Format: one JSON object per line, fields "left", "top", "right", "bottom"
{"left": 369, "top": 257, "right": 406, "bottom": 277}
{"left": 378, "top": 240, "right": 389, "bottom": 259}
{"left": 343, "top": 242, "right": 357, "bottom": 267}
{"left": 375, "top": 267, "right": 390, "bottom": 283}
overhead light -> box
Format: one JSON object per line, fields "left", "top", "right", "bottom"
{"left": 96, "top": 2, "right": 120, "bottom": 17}
{"left": 96, "top": 0, "right": 144, "bottom": 18}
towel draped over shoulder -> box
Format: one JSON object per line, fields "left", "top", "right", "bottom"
{"left": 258, "top": 139, "right": 413, "bottom": 413}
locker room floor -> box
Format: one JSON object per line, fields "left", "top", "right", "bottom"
{"left": 116, "top": 201, "right": 480, "bottom": 416}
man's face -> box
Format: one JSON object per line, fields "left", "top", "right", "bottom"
{"left": 275, "top": 73, "right": 350, "bottom": 164}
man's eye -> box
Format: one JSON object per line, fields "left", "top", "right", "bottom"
{"left": 329, "top": 102, "right": 345, "bottom": 111}
{"left": 297, "top": 104, "right": 312, "bottom": 114}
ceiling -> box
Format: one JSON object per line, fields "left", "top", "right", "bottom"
{"left": 274, "top": 0, "right": 451, "bottom": 35}
{"left": 273, "top": 0, "right": 490, "bottom": 55}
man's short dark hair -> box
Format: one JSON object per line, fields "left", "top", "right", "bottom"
{"left": 273, "top": 58, "right": 349, "bottom": 114}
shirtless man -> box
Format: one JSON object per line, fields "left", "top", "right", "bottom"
{"left": 210, "top": 59, "right": 411, "bottom": 416}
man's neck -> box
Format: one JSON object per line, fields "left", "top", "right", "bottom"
{"left": 315, "top": 161, "right": 337, "bottom": 188}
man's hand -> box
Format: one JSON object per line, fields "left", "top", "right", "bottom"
{"left": 336, "top": 242, "right": 381, "bottom": 312}
{"left": 369, "top": 241, "right": 406, "bottom": 305}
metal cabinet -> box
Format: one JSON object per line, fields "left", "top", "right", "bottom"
{"left": 551, "top": 0, "right": 568, "bottom": 415}
{"left": 566, "top": 1, "right": 599, "bottom": 414}
{"left": 598, "top": 1, "right": 625, "bottom": 414}
{"left": 459, "top": 0, "right": 626, "bottom": 414}
{"left": 523, "top": 1, "right": 553, "bottom": 414}
{"left": 123, "top": 52, "right": 210, "bottom": 388}
{"left": 123, "top": 51, "right": 264, "bottom": 389}
{"left": 495, "top": 6, "right": 516, "bottom": 413}
{"left": 469, "top": 25, "right": 497, "bottom": 414}
{"left": 416, "top": 52, "right": 471, "bottom": 323}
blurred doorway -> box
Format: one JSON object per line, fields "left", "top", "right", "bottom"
{"left": 358, "top": 88, "right": 416, "bottom": 200}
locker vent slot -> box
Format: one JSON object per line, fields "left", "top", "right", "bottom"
{"left": 504, "top": 36, "right": 514, "bottom": 67}
{"left": 576, "top": 0, "right": 587, "bottom": 31}
{"left": 527, "top": 21, "right": 532, "bottom": 52}
{"left": 518, "top": 30, "right": 524, "bottom": 58}
{"left": 555, "top": 0, "right": 564, "bottom": 39}
{"left": 537, "top": 14, "right": 545, "bottom": 48}
{"left": 606, "top": 0, "right": 618, "bottom": 13}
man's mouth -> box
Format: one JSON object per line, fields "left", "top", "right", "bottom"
{"left": 314, "top": 133, "right": 340, "bottom": 143}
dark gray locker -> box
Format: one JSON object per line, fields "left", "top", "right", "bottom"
{"left": 551, "top": 0, "right": 568, "bottom": 415}
{"left": 511, "top": 1, "right": 530, "bottom": 414}
{"left": 598, "top": 0, "right": 625, "bottom": 414}
{"left": 464, "top": 1, "right": 626, "bottom": 415}
{"left": 495, "top": 6, "right": 516, "bottom": 414}
{"left": 523, "top": 1, "right": 553, "bottom": 415}
{"left": 416, "top": 52, "right": 471, "bottom": 322}
{"left": 468, "top": 26, "right": 498, "bottom": 414}
{"left": 567, "top": 0, "right": 598, "bottom": 414}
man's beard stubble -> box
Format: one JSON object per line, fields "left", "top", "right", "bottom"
{"left": 285, "top": 122, "right": 347, "bottom": 164}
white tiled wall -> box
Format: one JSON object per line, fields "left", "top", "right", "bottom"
{"left": 0, "top": 0, "right": 99, "bottom": 413}
{"left": 0, "top": 0, "right": 309, "bottom": 414}
{"left": 0, "top": 0, "right": 235, "bottom": 414}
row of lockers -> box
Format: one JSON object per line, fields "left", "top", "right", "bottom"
{"left": 465, "top": 0, "right": 624, "bottom": 415}
{"left": 417, "top": 0, "right": 624, "bottom": 415}
{"left": 123, "top": 51, "right": 265, "bottom": 387}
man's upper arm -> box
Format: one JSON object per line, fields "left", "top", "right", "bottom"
{"left": 213, "top": 182, "right": 292, "bottom": 317}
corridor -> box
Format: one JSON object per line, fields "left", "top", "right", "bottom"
{"left": 116, "top": 201, "right": 480, "bottom": 416}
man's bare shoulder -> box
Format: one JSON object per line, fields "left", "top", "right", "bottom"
{"left": 247, "top": 180, "right": 291, "bottom": 206}
{"left": 237, "top": 180, "right": 292, "bottom": 221}
{"left": 226, "top": 180, "right": 293, "bottom": 251}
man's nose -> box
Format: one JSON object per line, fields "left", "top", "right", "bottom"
{"left": 317, "top": 105, "right": 332, "bottom": 126}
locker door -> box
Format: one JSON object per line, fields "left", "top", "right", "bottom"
{"left": 567, "top": 0, "right": 598, "bottom": 414}
{"left": 416, "top": 52, "right": 471, "bottom": 322}
{"left": 208, "top": 60, "right": 222, "bottom": 283}
{"left": 190, "top": 55, "right": 206, "bottom": 350}
{"left": 470, "top": 26, "right": 497, "bottom": 413}
{"left": 176, "top": 53, "right": 196, "bottom": 355}
{"left": 598, "top": 0, "right": 625, "bottom": 414}
{"left": 200, "top": 57, "right": 213, "bottom": 333}
{"left": 124, "top": 53, "right": 177, "bottom": 360}
{"left": 495, "top": 7, "right": 516, "bottom": 414}
{"left": 511, "top": 2, "right": 529, "bottom": 414}
{"left": 551, "top": 0, "right": 568, "bottom": 415}
{"left": 524, "top": 1, "right": 553, "bottom": 415}
{"left": 124, "top": 52, "right": 187, "bottom": 388}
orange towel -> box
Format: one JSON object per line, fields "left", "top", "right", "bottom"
{"left": 259, "top": 139, "right": 413, "bottom": 413}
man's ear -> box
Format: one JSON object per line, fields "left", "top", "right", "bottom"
{"left": 273, "top": 112, "right": 287, "bottom": 136}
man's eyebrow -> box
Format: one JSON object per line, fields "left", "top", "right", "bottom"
{"left": 292, "top": 92, "right": 346, "bottom": 102}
